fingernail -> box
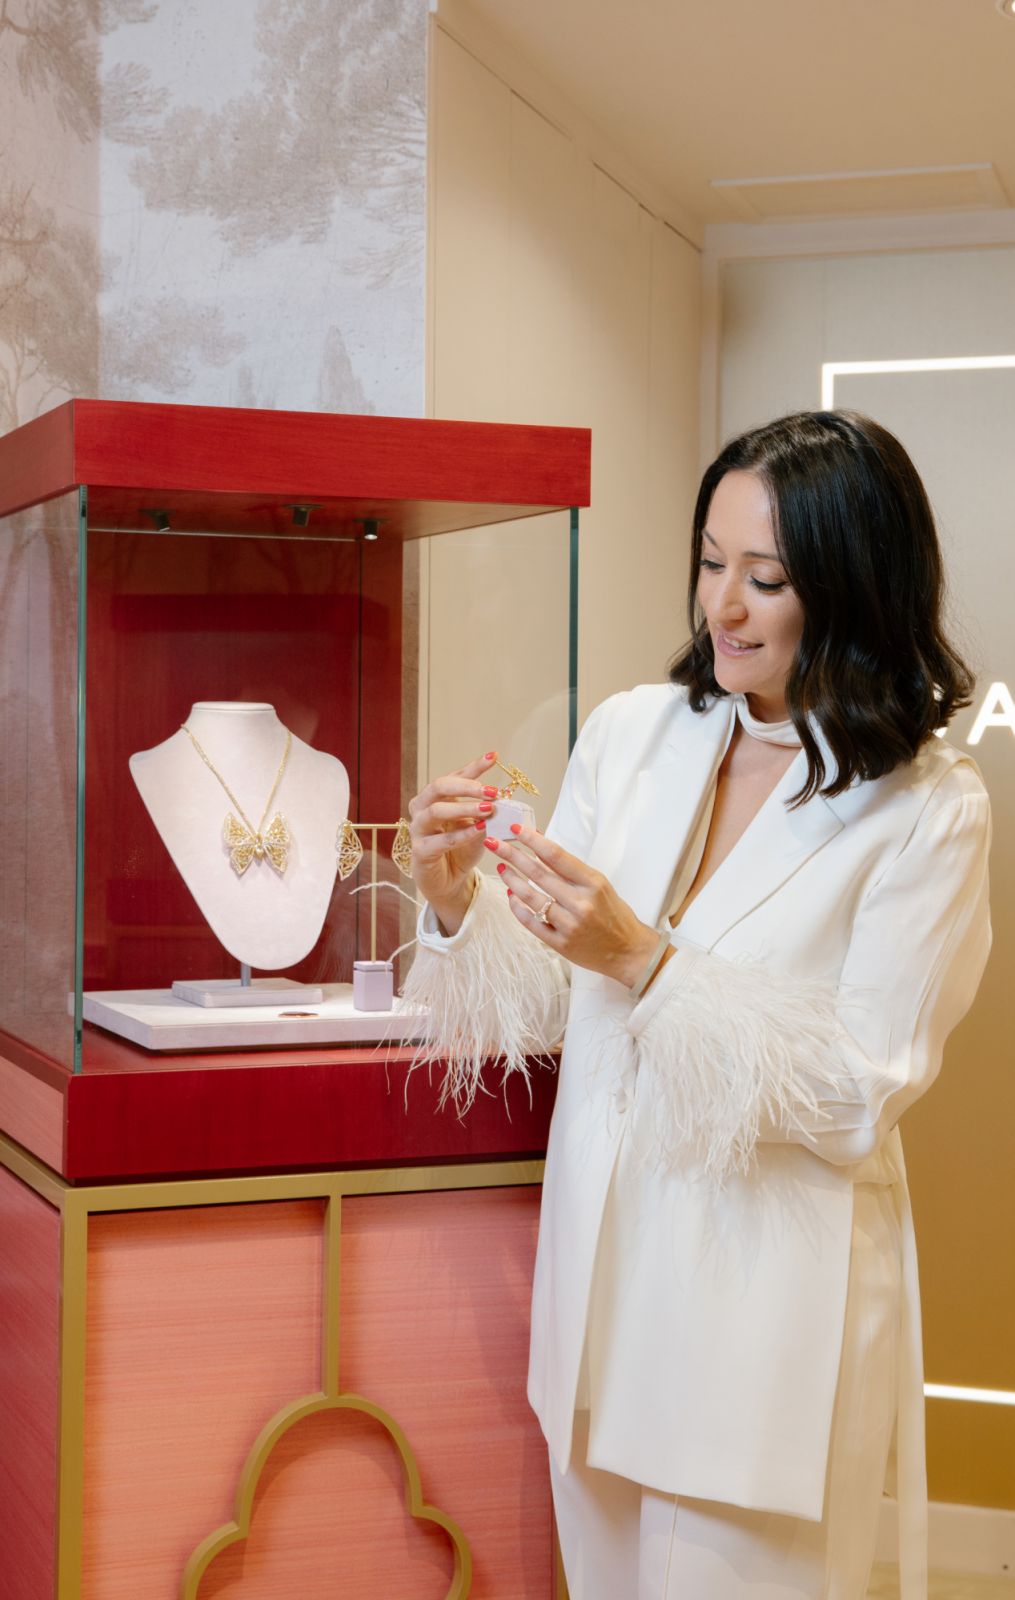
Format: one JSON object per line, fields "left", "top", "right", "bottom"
{"left": 483, "top": 838, "right": 500, "bottom": 852}
{"left": 485, "top": 751, "right": 496, "bottom": 760}
{"left": 482, "top": 785, "right": 498, "bottom": 797}
{"left": 474, "top": 822, "right": 486, "bottom": 832}
{"left": 510, "top": 823, "right": 522, "bottom": 835}
{"left": 496, "top": 862, "right": 506, "bottom": 875}
{"left": 478, "top": 802, "right": 493, "bottom": 813}
{"left": 507, "top": 888, "right": 513, "bottom": 896}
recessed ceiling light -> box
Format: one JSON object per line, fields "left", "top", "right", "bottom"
{"left": 997, "top": 0, "right": 1015, "bottom": 18}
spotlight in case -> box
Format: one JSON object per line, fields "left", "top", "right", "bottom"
{"left": 286, "top": 502, "right": 321, "bottom": 527}
{"left": 997, "top": 0, "right": 1015, "bottom": 18}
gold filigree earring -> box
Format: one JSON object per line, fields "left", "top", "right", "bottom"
{"left": 494, "top": 759, "right": 539, "bottom": 800}
{"left": 336, "top": 819, "right": 364, "bottom": 880}
{"left": 390, "top": 817, "right": 413, "bottom": 878}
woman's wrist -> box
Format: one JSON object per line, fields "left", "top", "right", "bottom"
{"left": 636, "top": 941, "right": 676, "bottom": 997}
{"left": 429, "top": 873, "right": 479, "bottom": 937}
{"left": 615, "top": 923, "right": 670, "bottom": 991}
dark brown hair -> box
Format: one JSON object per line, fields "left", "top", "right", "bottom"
{"left": 669, "top": 410, "right": 974, "bottom": 803}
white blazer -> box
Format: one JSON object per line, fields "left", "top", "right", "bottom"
{"left": 410, "top": 683, "right": 991, "bottom": 1585}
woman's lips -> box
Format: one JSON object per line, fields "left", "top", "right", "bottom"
{"left": 714, "top": 629, "right": 762, "bottom": 658}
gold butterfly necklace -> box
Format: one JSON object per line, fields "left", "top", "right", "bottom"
{"left": 181, "top": 724, "right": 293, "bottom": 875}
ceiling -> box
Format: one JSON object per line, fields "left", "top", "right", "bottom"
{"left": 451, "top": 0, "right": 1015, "bottom": 230}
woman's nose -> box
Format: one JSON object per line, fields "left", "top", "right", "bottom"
{"left": 715, "top": 576, "right": 748, "bottom": 622}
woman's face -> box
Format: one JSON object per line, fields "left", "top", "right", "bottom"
{"left": 696, "top": 469, "right": 805, "bottom": 722}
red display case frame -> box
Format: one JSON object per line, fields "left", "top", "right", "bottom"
{"left": 0, "top": 400, "right": 590, "bottom": 1183}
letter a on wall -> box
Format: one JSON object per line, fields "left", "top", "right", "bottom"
{"left": 967, "top": 682, "right": 1015, "bottom": 744}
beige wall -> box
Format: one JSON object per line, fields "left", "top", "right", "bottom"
{"left": 716, "top": 243, "right": 1015, "bottom": 1510}
{"left": 425, "top": 17, "right": 701, "bottom": 813}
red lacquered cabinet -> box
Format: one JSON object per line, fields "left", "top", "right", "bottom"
{"left": 0, "top": 400, "right": 588, "bottom": 1599}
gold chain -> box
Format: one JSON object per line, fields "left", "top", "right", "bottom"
{"left": 181, "top": 725, "right": 292, "bottom": 836}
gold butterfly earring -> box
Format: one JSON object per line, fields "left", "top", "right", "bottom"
{"left": 391, "top": 817, "right": 413, "bottom": 878}
{"left": 336, "top": 819, "right": 364, "bottom": 880}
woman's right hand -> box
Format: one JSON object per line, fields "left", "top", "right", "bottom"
{"left": 407, "top": 752, "right": 500, "bottom": 934}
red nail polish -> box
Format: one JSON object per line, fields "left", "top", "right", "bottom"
{"left": 496, "top": 862, "right": 506, "bottom": 874}
{"left": 483, "top": 837, "right": 500, "bottom": 852}
{"left": 485, "top": 751, "right": 496, "bottom": 760}
{"left": 479, "top": 802, "right": 493, "bottom": 813}
{"left": 510, "top": 823, "right": 522, "bottom": 835}
{"left": 482, "top": 785, "right": 498, "bottom": 797}
{"left": 474, "top": 822, "right": 485, "bottom": 832}
{"left": 507, "top": 888, "right": 513, "bottom": 896}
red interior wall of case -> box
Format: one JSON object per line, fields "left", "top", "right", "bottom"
{"left": 83, "top": 529, "right": 403, "bottom": 994}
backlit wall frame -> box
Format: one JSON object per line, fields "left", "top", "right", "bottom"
{"left": 822, "top": 352, "right": 1015, "bottom": 1416}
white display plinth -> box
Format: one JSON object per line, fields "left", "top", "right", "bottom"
{"left": 81, "top": 985, "right": 424, "bottom": 1052}
{"left": 170, "top": 978, "right": 324, "bottom": 1009}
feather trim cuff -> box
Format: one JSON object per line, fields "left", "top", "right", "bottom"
{"left": 627, "top": 944, "right": 849, "bottom": 1182}
{"left": 401, "top": 872, "right": 569, "bottom": 1112}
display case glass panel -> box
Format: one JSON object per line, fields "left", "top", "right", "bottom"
{"left": 0, "top": 490, "right": 82, "bottom": 1070}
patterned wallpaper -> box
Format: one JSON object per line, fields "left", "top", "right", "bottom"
{"left": 0, "top": 0, "right": 428, "bottom": 431}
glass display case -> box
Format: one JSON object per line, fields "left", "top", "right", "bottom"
{"left": 0, "top": 400, "right": 590, "bottom": 1075}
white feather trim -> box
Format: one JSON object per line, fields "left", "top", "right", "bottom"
{"left": 400, "top": 873, "right": 570, "bottom": 1112}
{"left": 628, "top": 947, "right": 854, "bottom": 1184}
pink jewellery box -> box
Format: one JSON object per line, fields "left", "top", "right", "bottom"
{"left": 352, "top": 960, "right": 395, "bottom": 1012}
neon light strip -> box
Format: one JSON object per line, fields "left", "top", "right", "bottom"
{"left": 924, "top": 1383, "right": 1015, "bottom": 1407}
{"left": 821, "top": 354, "right": 1015, "bottom": 409}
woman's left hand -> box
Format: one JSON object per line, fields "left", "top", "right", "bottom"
{"left": 484, "top": 826, "right": 665, "bottom": 989}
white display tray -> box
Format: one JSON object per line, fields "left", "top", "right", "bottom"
{"left": 81, "top": 985, "right": 425, "bottom": 1053}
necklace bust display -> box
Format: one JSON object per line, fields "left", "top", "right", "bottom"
{"left": 129, "top": 702, "right": 350, "bottom": 971}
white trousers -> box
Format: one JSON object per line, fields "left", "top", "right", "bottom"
{"left": 550, "top": 1184, "right": 901, "bottom": 1600}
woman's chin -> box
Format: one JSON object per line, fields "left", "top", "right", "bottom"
{"left": 713, "top": 660, "right": 752, "bottom": 694}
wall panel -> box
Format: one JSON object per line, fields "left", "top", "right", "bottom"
{"left": 340, "top": 1186, "right": 547, "bottom": 1599}
{"left": 0, "top": 1167, "right": 60, "bottom": 1600}
{"left": 429, "top": 25, "right": 701, "bottom": 778}
{"left": 82, "top": 1200, "right": 323, "bottom": 1599}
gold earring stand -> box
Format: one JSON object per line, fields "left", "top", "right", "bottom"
{"left": 344, "top": 821, "right": 413, "bottom": 962}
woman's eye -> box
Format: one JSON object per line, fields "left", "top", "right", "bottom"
{"left": 699, "top": 558, "right": 785, "bottom": 593}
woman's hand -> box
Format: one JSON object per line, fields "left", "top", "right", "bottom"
{"left": 485, "top": 825, "right": 671, "bottom": 989}
{"left": 407, "top": 752, "right": 501, "bottom": 934}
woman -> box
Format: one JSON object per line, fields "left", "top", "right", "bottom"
{"left": 403, "top": 411, "right": 991, "bottom": 1600}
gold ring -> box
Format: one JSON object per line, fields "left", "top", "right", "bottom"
{"left": 536, "top": 894, "right": 555, "bottom": 925}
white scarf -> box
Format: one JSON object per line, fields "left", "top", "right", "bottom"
{"left": 733, "top": 693, "right": 802, "bottom": 748}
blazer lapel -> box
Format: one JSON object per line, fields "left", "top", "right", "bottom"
{"left": 613, "top": 696, "right": 736, "bottom": 928}
{"left": 676, "top": 752, "right": 843, "bottom": 950}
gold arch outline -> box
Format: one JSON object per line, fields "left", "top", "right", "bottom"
{"left": 179, "top": 1390, "right": 472, "bottom": 1599}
